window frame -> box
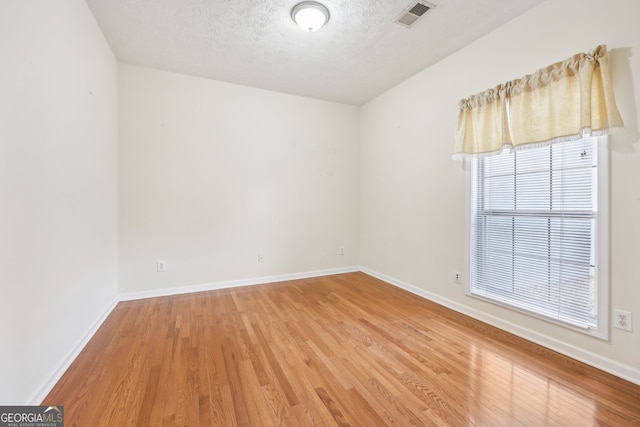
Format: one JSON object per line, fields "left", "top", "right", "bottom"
{"left": 464, "top": 136, "right": 609, "bottom": 339}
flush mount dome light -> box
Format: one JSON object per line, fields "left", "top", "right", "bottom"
{"left": 291, "top": 1, "right": 330, "bottom": 32}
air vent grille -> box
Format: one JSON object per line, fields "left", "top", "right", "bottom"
{"left": 408, "top": 3, "right": 431, "bottom": 17}
{"left": 395, "top": 1, "right": 435, "bottom": 28}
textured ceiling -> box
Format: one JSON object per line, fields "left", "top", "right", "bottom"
{"left": 85, "top": 0, "right": 544, "bottom": 105}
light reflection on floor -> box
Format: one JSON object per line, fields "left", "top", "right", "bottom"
{"left": 464, "top": 342, "right": 596, "bottom": 426}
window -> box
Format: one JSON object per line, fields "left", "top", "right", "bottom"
{"left": 469, "top": 136, "right": 608, "bottom": 338}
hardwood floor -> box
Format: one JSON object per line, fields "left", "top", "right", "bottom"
{"left": 44, "top": 272, "right": 640, "bottom": 426}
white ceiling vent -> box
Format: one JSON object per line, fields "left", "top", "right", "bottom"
{"left": 395, "top": 1, "right": 435, "bottom": 28}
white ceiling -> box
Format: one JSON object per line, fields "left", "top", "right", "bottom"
{"left": 85, "top": 0, "right": 544, "bottom": 105}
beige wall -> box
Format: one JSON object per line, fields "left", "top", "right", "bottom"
{"left": 360, "top": 0, "right": 640, "bottom": 381}
{"left": 0, "top": 0, "right": 118, "bottom": 403}
{"left": 118, "top": 65, "right": 360, "bottom": 293}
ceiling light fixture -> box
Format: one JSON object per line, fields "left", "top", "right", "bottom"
{"left": 291, "top": 2, "right": 330, "bottom": 32}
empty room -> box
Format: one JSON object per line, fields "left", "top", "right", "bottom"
{"left": 2, "top": 0, "right": 640, "bottom": 425}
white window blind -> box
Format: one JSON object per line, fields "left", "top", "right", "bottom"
{"left": 470, "top": 137, "right": 605, "bottom": 330}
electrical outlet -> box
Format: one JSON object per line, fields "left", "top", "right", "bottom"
{"left": 157, "top": 260, "right": 166, "bottom": 273}
{"left": 339, "top": 246, "right": 345, "bottom": 256}
{"left": 614, "top": 309, "right": 632, "bottom": 332}
{"left": 453, "top": 271, "right": 461, "bottom": 284}
{"left": 258, "top": 254, "right": 265, "bottom": 263}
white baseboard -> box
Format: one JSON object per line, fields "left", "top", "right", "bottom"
{"left": 118, "top": 266, "right": 361, "bottom": 302}
{"left": 29, "top": 298, "right": 119, "bottom": 405}
{"left": 360, "top": 267, "right": 640, "bottom": 386}
{"left": 32, "top": 265, "right": 638, "bottom": 405}
{"left": 30, "top": 266, "right": 359, "bottom": 404}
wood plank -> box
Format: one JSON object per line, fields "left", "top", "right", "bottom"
{"left": 43, "top": 272, "right": 640, "bottom": 426}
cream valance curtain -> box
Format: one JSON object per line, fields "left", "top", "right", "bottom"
{"left": 453, "top": 45, "right": 623, "bottom": 159}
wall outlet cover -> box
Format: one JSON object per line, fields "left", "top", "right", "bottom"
{"left": 614, "top": 309, "right": 632, "bottom": 332}
{"left": 157, "top": 260, "right": 167, "bottom": 272}
{"left": 453, "top": 271, "right": 461, "bottom": 284}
